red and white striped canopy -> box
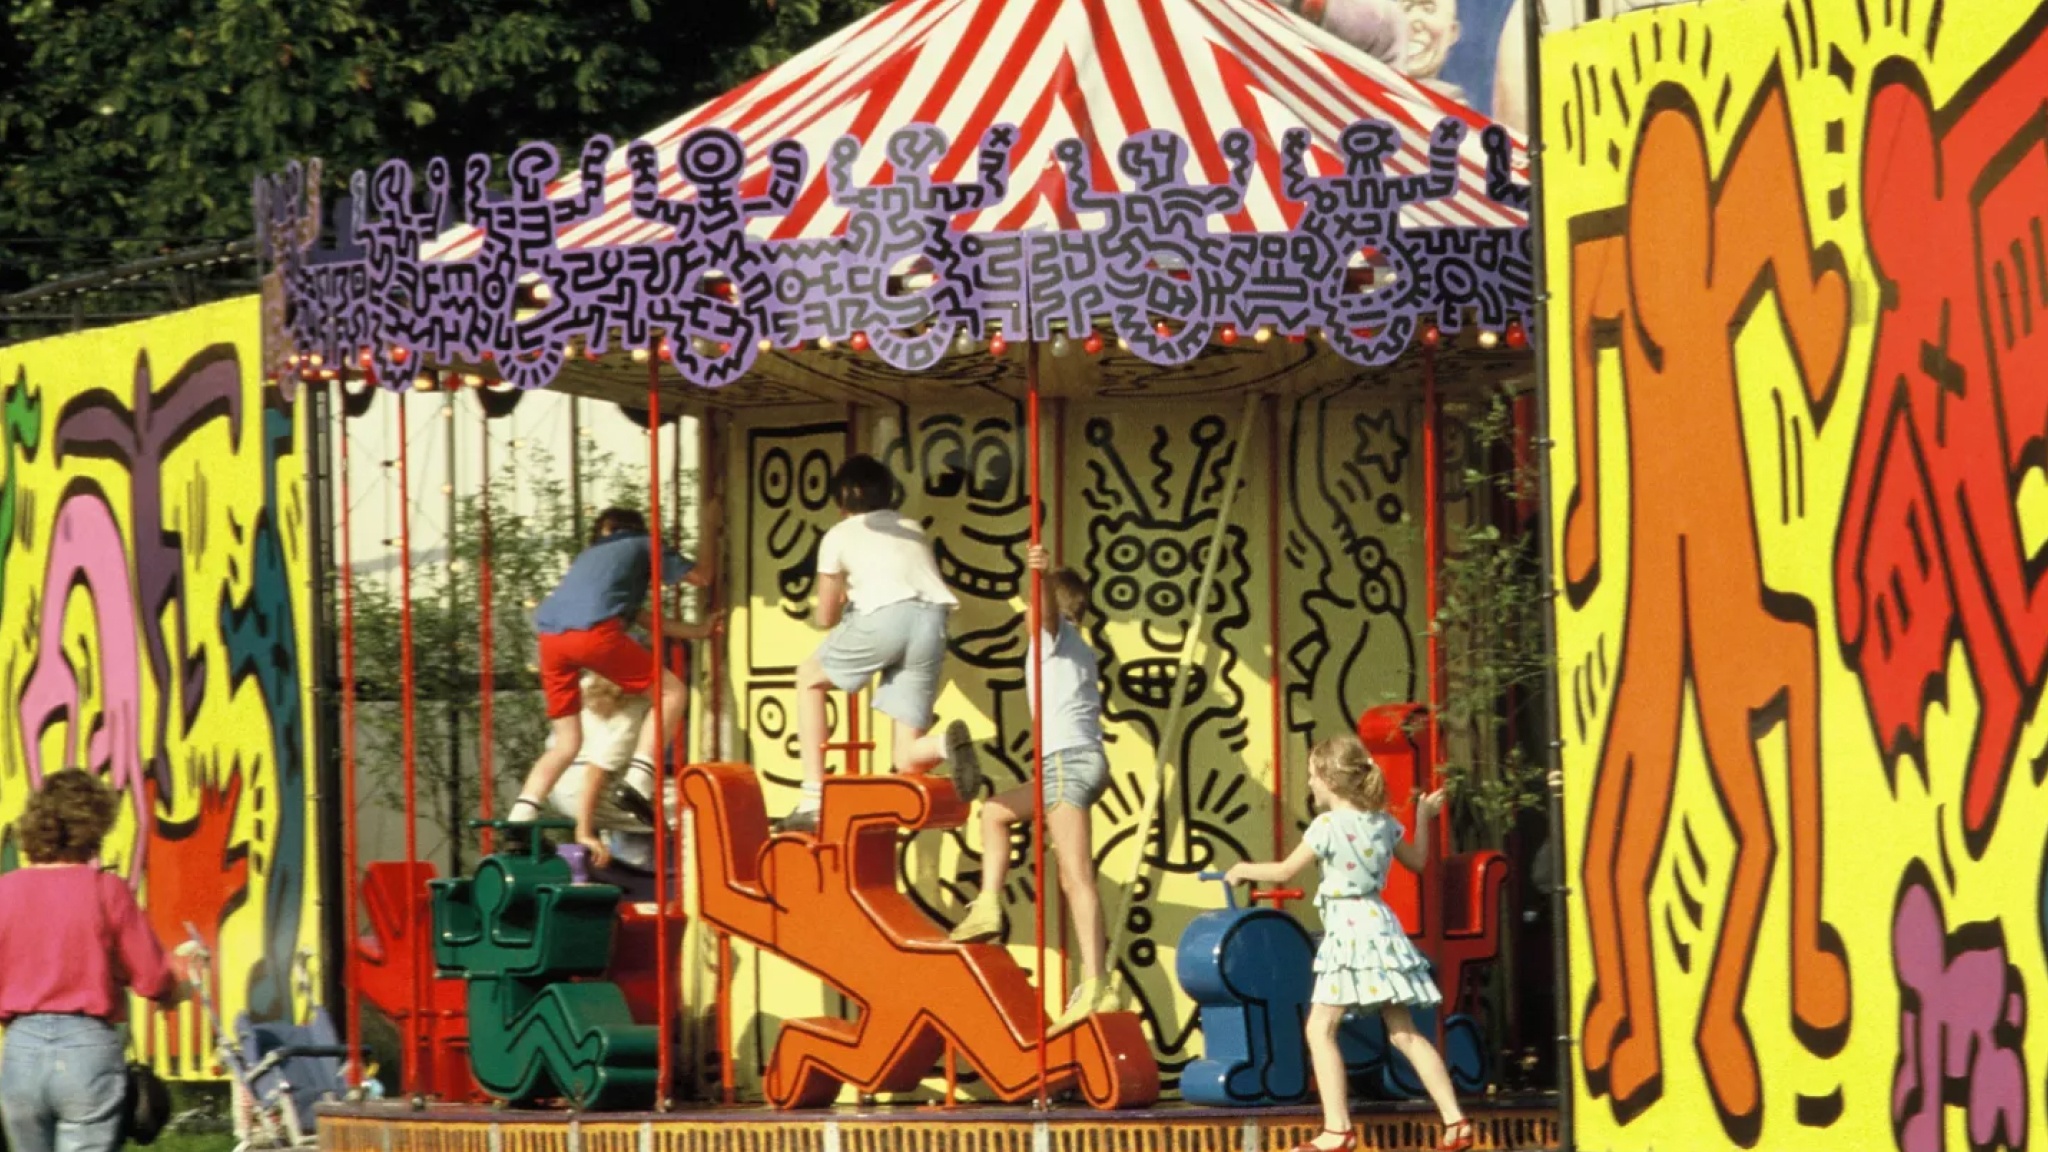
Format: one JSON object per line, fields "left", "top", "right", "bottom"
{"left": 428, "top": 0, "right": 1525, "bottom": 262}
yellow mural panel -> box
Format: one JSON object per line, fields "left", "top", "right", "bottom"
{"left": 0, "top": 299, "right": 322, "bottom": 1077}
{"left": 1543, "top": 2, "right": 2048, "bottom": 1148}
{"left": 714, "top": 388, "right": 1490, "bottom": 1098}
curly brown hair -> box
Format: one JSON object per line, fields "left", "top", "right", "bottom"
{"left": 18, "top": 770, "right": 118, "bottom": 864}
{"left": 1308, "top": 735, "right": 1388, "bottom": 812}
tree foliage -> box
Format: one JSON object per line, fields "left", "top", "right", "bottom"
{"left": 0, "top": 0, "right": 886, "bottom": 293}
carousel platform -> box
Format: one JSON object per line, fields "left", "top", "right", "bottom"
{"left": 316, "top": 1096, "right": 1561, "bottom": 1152}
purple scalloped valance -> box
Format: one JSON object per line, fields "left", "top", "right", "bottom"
{"left": 256, "top": 119, "right": 1531, "bottom": 391}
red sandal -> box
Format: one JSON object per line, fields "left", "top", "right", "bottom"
{"left": 1438, "top": 1119, "right": 1474, "bottom": 1152}
{"left": 1290, "top": 1130, "right": 1357, "bottom": 1152}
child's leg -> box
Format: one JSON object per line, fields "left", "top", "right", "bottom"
{"left": 949, "top": 786, "right": 1027, "bottom": 943}
{"left": 793, "top": 653, "right": 835, "bottom": 812}
{"left": 516, "top": 714, "right": 584, "bottom": 819}
{"left": 1305, "top": 1003, "right": 1353, "bottom": 1144}
{"left": 518, "top": 638, "right": 588, "bottom": 820}
{"left": 1047, "top": 804, "right": 1106, "bottom": 985}
{"left": 1382, "top": 1005, "right": 1466, "bottom": 1127}
{"left": 627, "top": 667, "right": 689, "bottom": 765}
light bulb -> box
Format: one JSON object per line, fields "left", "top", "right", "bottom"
{"left": 631, "top": 347, "right": 650, "bottom": 363}
{"left": 1219, "top": 325, "right": 1237, "bottom": 345}
{"left": 989, "top": 332, "right": 1008, "bottom": 357}
{"left": 758, "top": 338, "right": 775, "bottom": 352}
{"left": 1254, "top": 326, "right": 1273, "bottom": 344}
{"left": 1478, "top": 329, "right": 1500, "bottom": 349}
{"left": 1050, "top": 333, "right": 1070, "bottom": 357}
{"left": 1083, "top": 332, "right": 1104, "bottom": 355}
{"left": 817, "top": 335, "right": 836, "bottom": 351}
{"left": 954, "top": 329, "right": 975, "bottom": 354}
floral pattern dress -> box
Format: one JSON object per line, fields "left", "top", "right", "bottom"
{"left": 1305, "top": 808, "right": 1442, "bottom": 1009}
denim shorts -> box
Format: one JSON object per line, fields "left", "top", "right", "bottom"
{"left": 1042, "top": 744, "right": 1110, "bottom": 811}
{"left": 816, "top": 601, "right": 950, "bottom": 730}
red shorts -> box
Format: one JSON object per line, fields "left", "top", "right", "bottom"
{"left": 538, "top": 619, "right": 659, "bottom": 719}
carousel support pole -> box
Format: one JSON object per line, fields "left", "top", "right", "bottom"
{"left": 1519, "top": 0, "right": 1575, "bottom": 1136}
{"left": 570, "top": 395, "right": 586, "bottom": 542}
{"left": 338, "top": 387, "right": 364, "bottom": 1088}
{"left": 1421, "top": 341, "right": 1446, "bottom": 1048}
{"left": 717, "top": 931, "right": 736, "bottom": 1105}
{"left": 477, "top": 393, "right": 496, "bottom": 854}
{"left": 397, "top": 389, "right": 425, "bottom": 1095}
{"left": 1266, "top": 392, "right": 1285, "bottom": 859}
{"left": 1101, "top": 390, "right": 1258, "bottom": 965}
{"left": 1052, "top": 395, "right": 1069, "bottom": 995}
{"left": 1026, "top": 340, "right": 1048, "bottom": 1109}
{"left": 648, "top": 352, "right": 674, "bottom": 1110}
{"left": 704, "top": 411, "right": 726, "bottom": 761}
{"left": 444, "top": 393, "right": 464, "bottom": 877}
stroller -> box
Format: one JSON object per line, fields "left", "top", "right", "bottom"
{"left": 184, "top": 927, "right": 362, "bottom": 1152}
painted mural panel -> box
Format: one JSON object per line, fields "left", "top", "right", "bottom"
{"left": 1543, "top": 3, "right": 2048, "bottom": 1148}
{"left": 721, "top": 390, "right": 1449, "bottom": 1094}
{"left": 0, "top": 299, "right": 320, "bottom": 1077}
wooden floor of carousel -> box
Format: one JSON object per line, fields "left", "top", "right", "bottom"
{"left": 345, "top": 772, "right": 1557, "bottom": 1152}
{"left": 316, "top": 1096, "right": 1562, "bottom": 1152}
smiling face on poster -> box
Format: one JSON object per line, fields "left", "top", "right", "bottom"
{"left": 1397, "top": 0, "right": 1461, "bottom": 79}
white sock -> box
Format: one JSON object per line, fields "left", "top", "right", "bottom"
{"left": 507, "top": 797, "right": 543, "bottom": 823}
{"left": 795, "top": 781, "right": 823, "bottom": 814}
{"left": 623, "top": 758, "right": 656, "bottom": 798}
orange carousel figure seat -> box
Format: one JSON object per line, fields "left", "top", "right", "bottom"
{"left": 682, "top": 763, "right": 1160, "bottom": 1109}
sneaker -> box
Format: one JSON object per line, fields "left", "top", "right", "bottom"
{"left": 771, "top": 807, "right": 820, "bottom": 835}
{"left": 611, "top": 782, "right": 657, "bottom": 827}
{"left": 941, "top": 720, "right": 983, "bottom": 800}
{"left": 1055, "top": 976, "right": 1108, "bottom": 1028}
{"left": 948, "top": 893, "right": 1003, "bottom": 943}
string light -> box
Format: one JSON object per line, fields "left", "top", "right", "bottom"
{"left": 1117, "top": 336, "right": 1131, "bottom": 352}
{"left": 1219, "top": 325, "right": 1238, "bottom": 345}
{"left": 1082, "top": 332, "right": 1104, "bottom": 355}
{"left": 1505, "top": 320, "right": 1529, "bottom": 350}
{"left": 954, "top": 329, "right": 976, "bottom": 355}
{"left": 849, "top": 331, "right": 870, "bottom": 352}
{"left": 1050, "top": 332, "right": 1071, "bottom": 357}
{"left": 631, "top": 347, "right": 650, "bottom": 363}
{"left": 391, "top": 347, "right": 410, "bottom": 365}
{"left": 1421, "top": 324, "right": 1442, "bottom": 348}
{"left": 1478, "top": 329, "right": 1500, "bottom": 349}
{"left": 989, "top": 331, "right": 1008, "bottom": 357}
{"left": 758, "top": 338, "right": 776, "bottom": 352}
{"left": 817, "top": 335, "right": 837, "bottom": 351}
{"left": 1254, "top": 326, "right": 1273, "bottom": 344}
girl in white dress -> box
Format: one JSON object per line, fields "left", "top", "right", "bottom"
{"left": 1227, "top": 735, "right": 1472, "bottom": 1152}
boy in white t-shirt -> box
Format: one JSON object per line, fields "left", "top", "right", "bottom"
{"left": 774, "top": 454, "right": 983, "bottom": 834}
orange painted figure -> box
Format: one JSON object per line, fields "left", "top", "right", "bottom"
{"left": 683, "top": 763, "right": 1159, "bottom": 1109}
{"left": 1563, "top": 78, "right": 1852, "bottom": 1143}
{"left": 1836, "top": 32, "right": 2048, "bottom": 861}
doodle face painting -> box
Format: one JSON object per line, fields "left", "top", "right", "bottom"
{"left": 1544, "top": 2, "right": 2048, "bottom": 1149}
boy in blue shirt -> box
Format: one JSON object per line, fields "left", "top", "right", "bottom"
{"left": 509, "top": 507, "right": 717, "bottom": 865}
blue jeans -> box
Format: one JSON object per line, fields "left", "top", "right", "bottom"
{"left": 1, "top": 1015, "right": 126, "bottom": 1152}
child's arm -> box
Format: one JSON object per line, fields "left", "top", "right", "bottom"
{"left": 635, "top": 607, "right": 722, "bottom": 641}
{"left": 1224, "top": 839, "right": 1317, "bottom": 886}
{"left": 1393, "top": 789, "right": 1448, "bottom": 874}
{"left": 815, "top": 573, "right": 847, "bottom": 629}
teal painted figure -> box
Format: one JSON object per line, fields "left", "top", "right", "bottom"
{"left": 429, "top": 820, "right": 660, "bottom": 1109}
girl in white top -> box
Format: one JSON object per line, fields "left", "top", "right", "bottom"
{"left": 777, "top": 454, "right": 981, "bottom": 834}
{"left": 950, "top": 545, "right": 1114, "bottom": 1027}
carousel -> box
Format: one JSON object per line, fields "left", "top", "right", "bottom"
{"left": 269, "top": 0, "right": 1557, "bottom": 1150}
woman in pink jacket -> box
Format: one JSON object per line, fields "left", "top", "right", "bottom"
{"left": 0, "top": 771, "right": 187, "bottom": 1152}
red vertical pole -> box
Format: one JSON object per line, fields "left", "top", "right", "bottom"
{"left": 396, "top": 390, "right": 424, "bottom": 1095}
{"left": 337, "top": 389, "right": 363, "bottom": 1088}
{"left": 1026, "top": 342, "right": 1048, "bottom": 1108}
{"left": 648, "top": 354, "right": 674, "bottom": 1109}
{"left": 704, "top": 412, "right": 725, "bottom": 762}
{"left": 477, "top": 394, "right": 496, "bottom": 853}
{"left": 1421, "top": 343, "right": 1445, "bottom": 1035}
{"left": 1267, "top": 394, "right": 1285, "bottom": 860}
{"left": 1051, "top": 398, "right": 1070, "bottom": 995}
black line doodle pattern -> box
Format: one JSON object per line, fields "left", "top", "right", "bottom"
{"left": 260, "top": 122, "right": 1532, "bottom": 389}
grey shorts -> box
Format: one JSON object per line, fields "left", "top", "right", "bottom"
{"left": 1041, "top": 744, "right": 1110, "bottom": 810}
{"left": 816, "top": 600, "right": 950, "bottom": 730}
